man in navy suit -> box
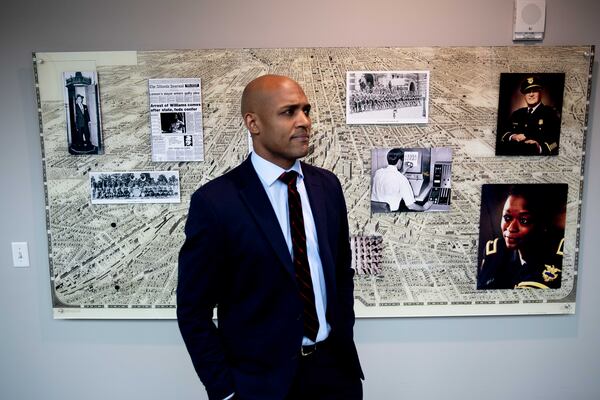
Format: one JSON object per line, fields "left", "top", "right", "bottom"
{"left": 74, "top": 94, "right": 92, "bottom": 147}
{"left": 177, "top": 75, "right": 363, "bottom": 400}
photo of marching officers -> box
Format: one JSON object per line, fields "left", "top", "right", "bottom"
{"left": 346, "top": 71, "right": 430, "bottom": 124}
{"left": 90, "top": 171, "right": 180, "bottom": 204}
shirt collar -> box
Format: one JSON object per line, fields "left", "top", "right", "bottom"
{"left": 250, "top": 152, "right": 303, "bottom": 187}
{"left": 517, "top": 250, "right": 527, "bottom": 266}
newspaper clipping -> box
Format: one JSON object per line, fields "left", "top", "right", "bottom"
{"left": 149, "top": 78, "right": 204, "bottom": 162}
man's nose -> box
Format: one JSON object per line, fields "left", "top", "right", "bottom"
{"left": 296, "top": 112, "right": 311, "bottom": 127}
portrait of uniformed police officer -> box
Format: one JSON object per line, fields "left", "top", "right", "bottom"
{"left": 495, "top": 73, "right": 565, "bottom": 156}
{"left": 476, "top": 183, "right": 567, "bottom": 290}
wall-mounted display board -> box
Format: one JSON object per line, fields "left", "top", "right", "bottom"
{"left": 33, "top": 46, "right": 594, "bottom": 319}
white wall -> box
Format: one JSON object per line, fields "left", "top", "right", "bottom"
{"left": 1, "top": 1, "right": 599, "bottom": 399}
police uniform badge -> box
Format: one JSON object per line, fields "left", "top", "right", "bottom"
{"left": 542, "top": 265, "right": 561, "bottom": 283}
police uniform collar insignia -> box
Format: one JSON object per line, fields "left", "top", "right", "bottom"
{"left": 485, "top": 238, "right": 498, "bottom": 255}
{"left": 556, "top": 238, "right": 564, "bottom": 256}
{"left": 542, "top": 264, "right": 561, "bottom": 282}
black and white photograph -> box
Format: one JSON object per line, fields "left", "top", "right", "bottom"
{"left": 346, "top": 71, "right": 429, "bottom": 124}
{"left": 63, "top": 71, "right": 103, "bottom": 155}
{"left": 160, "top": 112, "right": 186, "bottom": 133}
{"left": 477, "top": 183, "right": 567, "bottom": 290}
{"left": 371, "top": 147, "right": 452, "bottom": 213}
{"left": 495, "top": 73, "right": 565, "bottom": 156}
{"left": 351, "top": 235, "right": 383, "bottom": 276}
{"left": 90, "top": 171, "right": 180, "bottom": 204}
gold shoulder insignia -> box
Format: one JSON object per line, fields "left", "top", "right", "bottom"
{"left": 516, "top": 281, "right": 549, "bottom": 289}
{"left": 546, "top": 142, "right": 557, "bottom": 152}
{"left": 485, "top": 238, "right": 498, "bottom": 256}
{"left": 538, "top": 119, "right": 544, "bottom": 125}
{"left": 556, "top": 238, "right": 564, "bottom": 256}
{"left": 542, "top": 264, "right": 561, "bottom": 282}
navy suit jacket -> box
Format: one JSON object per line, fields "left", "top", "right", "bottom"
{"left": 177, "top": 157, "right": 362, "bottom": 400}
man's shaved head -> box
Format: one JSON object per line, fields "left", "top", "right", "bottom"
{"left": 241, "top": 75, "right": 303, "bottom": 116}
{"left": 240, "top": 75, "right": 312, "bottom": 169}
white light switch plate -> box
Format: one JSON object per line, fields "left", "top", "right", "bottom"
{"left": 11, "top": 242, "right": 30, "bottom": 267}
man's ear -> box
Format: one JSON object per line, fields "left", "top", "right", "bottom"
{"left": 244, "top": 113, "right": 260, "bottom": 135}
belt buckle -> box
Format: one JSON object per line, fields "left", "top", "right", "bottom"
{"left": 301, "top": 343, "right": 316, "bottom": 357}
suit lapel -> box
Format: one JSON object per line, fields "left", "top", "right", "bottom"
{"left": 236, "top": 158, "right": 295, "bottom": 278}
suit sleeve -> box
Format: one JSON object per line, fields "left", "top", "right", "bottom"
{"left": 540, "top": 106, "right": 561, "bottom": 155}
{"left": 177, "top": 190, "right": 235, "bottom": 400}
{"left": 333, "top": 176, "right": 356, "bottom": 340}
{"left": 333, "top": 175, "right": 364, "bottom": 379}
{"left": 501, "top": 110, "right": 519, "bottom": 142}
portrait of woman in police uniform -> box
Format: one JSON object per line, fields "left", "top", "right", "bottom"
{"left": 476, "top": 183, "right": 567, "bottom": 290}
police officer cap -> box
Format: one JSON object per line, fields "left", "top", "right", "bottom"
{"left": 520, "top": 75, "right": 544, "bottom": 93}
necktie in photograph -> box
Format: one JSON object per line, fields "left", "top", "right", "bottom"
{"left": 279, "top": 171, "right": 319, "bottom": 341}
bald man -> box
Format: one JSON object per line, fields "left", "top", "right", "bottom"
{"left": 177, "top": 75, "right": 363, "bottom": 400}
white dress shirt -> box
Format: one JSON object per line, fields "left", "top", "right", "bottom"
{"left": 371, "top": 165, "right": 416, "bottom": 211}
{"left": 250, "top": 152, "right": 331, "bottom": 345}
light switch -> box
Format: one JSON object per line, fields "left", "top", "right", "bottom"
{"left": 11, "top": 242, "right": 30, "bottom": 267}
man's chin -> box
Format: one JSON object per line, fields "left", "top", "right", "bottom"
{"left": 293, "top": 147, "right": 310, "bottom": 159}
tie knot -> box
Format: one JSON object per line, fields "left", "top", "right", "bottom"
{"left": 279, "top": 171, "right": 298, "bottom": 186}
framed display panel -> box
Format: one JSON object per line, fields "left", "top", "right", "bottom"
{"left": 33, "top": 47, "right": 594, "bottom": 319}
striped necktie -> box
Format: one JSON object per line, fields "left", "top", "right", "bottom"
{"left": 279, "top": 171, "right": 319, "bottom": 341}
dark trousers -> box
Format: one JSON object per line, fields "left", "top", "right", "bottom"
{"left": 286, "top": 339, "right": 363, "bottom": 400}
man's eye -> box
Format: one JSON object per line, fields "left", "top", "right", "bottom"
{"left": 303, "top": 108, "right": 311, "bottom": 116}
{"left": 519, "top": 217, "right": 530, "bottom": 225}
{"left": 503, "top": 215, "right": 512, "bottom": 222}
